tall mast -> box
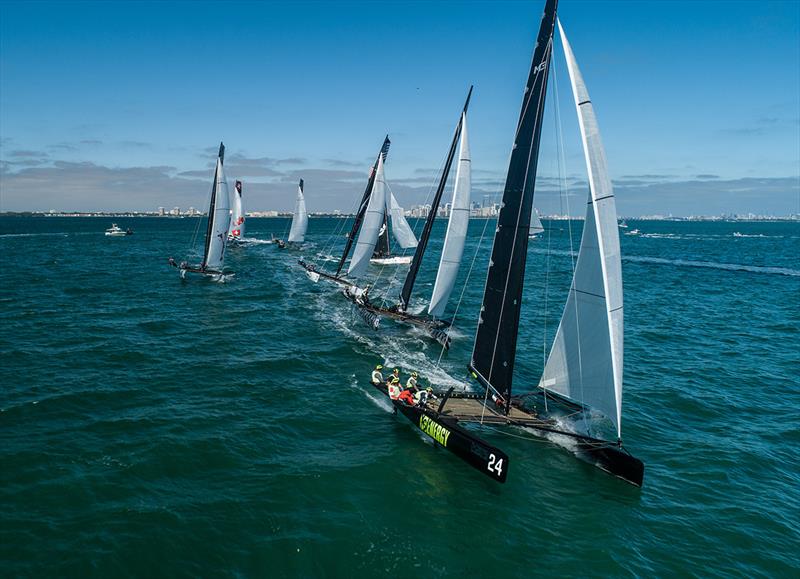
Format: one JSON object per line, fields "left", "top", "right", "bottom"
{"left": 336, "top": 136, "right": 391, "bottom": 276}
{"left": 398, "top": 87, "right": 472, "bottom": 311}
{"left": 469, "top": 0, "right": 557, "bottom": 413}
{"left": 202, "top": 142, "right": 225, "bottom": 268}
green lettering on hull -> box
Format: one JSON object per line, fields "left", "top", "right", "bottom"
{"left": 418, "top": 415, "right": 451, "bottom": 448}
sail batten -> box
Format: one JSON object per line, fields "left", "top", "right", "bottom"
{"left": 348, "top": 155, "right": 387, "bottom": 278}
{"left": 428, "top": 111, "right": 471, "bottom": 318}
{"left": 288, "top": 179, "right": 308, "bottom": 242}
{"left": 538, "top": 21, "right": 624, "bottom": 439}
{"left": 203, "top": 143, "right": 230, "bottom": 270}
{"left": 470, "top": 0, "right": 558, "bottom": 410}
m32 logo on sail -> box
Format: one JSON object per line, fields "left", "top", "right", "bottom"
{"left": 418, "top": 415, "right": 451, "bottom": 447}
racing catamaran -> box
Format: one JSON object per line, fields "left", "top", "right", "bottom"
{"left": 277, "top": 178, "right": 309, "bottom": 248}
{"left": 299, "top": 136, "right": 391, "bottom": 285}
{"left": 369, "top": 0, "right": 644, "bottom": 487}
{"left": 168, "top": 142, "right": 233, "bottom": 281}
{"left": 346, "top": 88, "right": 473, "bottom": 349}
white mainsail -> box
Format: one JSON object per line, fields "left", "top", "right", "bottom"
{"left": 539, "top": 21, "right": 624, "bottom": 439}
{"left": 428, "top": 111, "right": 471, "bottom": 318}
{"left": 229, "top": 180, "right": 245, "bottom": 239}
{"left": 204, "top": 156, "right": 231, "bottom": 270}
{"left": 288, "top": 179, "right": 308, "bottom": 243}
{"left": 530, "top": 208, "right": 544, "bottom": 235}
{"left": 388, "top": 192, "right": 417, "bottom": 249}
{"left": 348, "top": 155, "right": 387, "bottom": 277}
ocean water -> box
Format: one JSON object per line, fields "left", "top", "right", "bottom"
{"left": 1, "top": 215, "right": 798, "bottom": 577}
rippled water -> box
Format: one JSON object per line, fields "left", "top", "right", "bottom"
{"left": 1, "top": 216, "right": 798, "bottom": 576}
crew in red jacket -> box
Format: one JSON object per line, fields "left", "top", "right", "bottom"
{"left": 398, "top": 386, "right": 416, "bottom": 406}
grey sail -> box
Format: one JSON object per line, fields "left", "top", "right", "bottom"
{"left": 203, "top": 147, "right": 230, "bottom": 271}
{"left": 539, "top": 20, "right": 624, "bottom": 439}
{"left": 388, "top": 192, "right": 418, "bottom": 249}
{"left": 348, "top": 154, "right": 387, "bottom": 277}
{"left": 288, "top": 179, "right": 308, "bottom": 243}
{"left": 428, "top": 111, "right": 471, "bottom": 318}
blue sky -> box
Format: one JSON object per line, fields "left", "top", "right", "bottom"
{"left": 1, "top": 0, "right": 798, "bottom": 216}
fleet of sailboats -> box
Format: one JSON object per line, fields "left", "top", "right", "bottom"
{"left": 162, "top": 0, "right": 643, "bottom": 488}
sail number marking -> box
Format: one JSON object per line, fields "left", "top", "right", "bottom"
{"left": 487, "top": 453, "right": 504, "bottom": 476}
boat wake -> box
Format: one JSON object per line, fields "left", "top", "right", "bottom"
{"left": 237, "top": 237, "right": 273, "bottom": 245}
{"left": 530, "top": 248, "right": 800, "bottom": 277}
{"left": 0, "top": 232, "right": 69, "bottom": 239}
{"left": 623, "top": 255, "right": 800, "bottom": 277}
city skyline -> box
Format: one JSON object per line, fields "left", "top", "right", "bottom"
{"left": 1, "top": 1, "right": 798, "bottom": 217}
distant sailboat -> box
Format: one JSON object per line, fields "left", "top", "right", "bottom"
{"left": 370, "top": 191, "right": 418, "bottom": 265}
{"left": 286, "top": 179, "right": 309, "bottom": 244}
{"left": 168, "top": 142, "right": 233, "bottom": 281}
{"left": 228, "top": 180, "right": 246, "bottom": 244}
{"left": 528, "top": 209, "right": 544, "bottom": 237}
{"left": 346, "top": 88, "right": 473, "bottom": 349}
{"left": 369, "top": 0, "right": 643, "bottom": 487}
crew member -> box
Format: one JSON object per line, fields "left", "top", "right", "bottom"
{"left": 406, "top": 371, "right": 418, "bottom": 391}
{"left": 391, "top": 368, "right": 400, "bottom": 384}
{"left": 388, "top": 377, "right": 402, "bottom": 400}
{"left": 371, "top": 364, "right": 384, "bottom": 385}
{"left": 398, "top": 385, "right": 416, "bottom": 406}
{"left": 416, "top": 386, "right": 437, "bottom": 406}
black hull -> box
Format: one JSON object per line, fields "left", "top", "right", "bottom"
{"left": 372, "top": 383, "right": 508, "bottom": 483}
{"left": 418, "top": 389, "right": 644, "bottom": 487}
{"left": 349, "top": 298, "right": 452, "bottom": 349}
{"left": 167, "top": 258, "right": 232, "bottom": 279}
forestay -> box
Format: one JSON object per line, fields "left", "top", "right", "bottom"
{"left": 203, "top": 145, "right": 231, "bottom": 271}
{"left": 388, "top": 192, "right": 417, "bottom": 249}
{"left": 288, "top": 179, "right": 308, "bottom": 243}
{"left": 538, "top": 21, "right": 624, "bottom": 439}
{"left": 348, "top": 155, "right": 387, "bottom": 277}
{"left": 428, "top": 112, "right": 471, "bottom": 318}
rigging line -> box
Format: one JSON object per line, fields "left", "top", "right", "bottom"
{"left": 188, "top": 164, "right": 216, "bottom": 258}
{"left": 320, "top": 190, "right": 361, "bottom": 265}
{"left": 484, "top": 38, "right": 553, "bottom": 406}
{"left": 553, "top": 48, "right": 590, "bottom": 437}
{"left": 435, "top": 209, "right": 495, "bottom": 367}
{"left": 376, "top": 148, "right": 449, "bottom": 306}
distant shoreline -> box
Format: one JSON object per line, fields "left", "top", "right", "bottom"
{"left": 1, "top": 211, "right": 798, "bottom": 222}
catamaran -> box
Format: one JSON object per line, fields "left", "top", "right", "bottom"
{"left": 369, "top": 190, "right": 418, "bottom": 265}
{"left": 299, "top": 136, "right": 393, "bottom": 286}
{"left": 167, "top": 142, "right": 233, "bottom": 281}
{"left": 346, "top": 88, "right": 473, "bottom": 349}
{"left": 228, "top": 180, "right": 246, "bottom": 245}
{"left": 369, "top": 0, "right": 644, "bottom": 487}
{"left": 279, "top": 178, "right": 308, "bottom": 248}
